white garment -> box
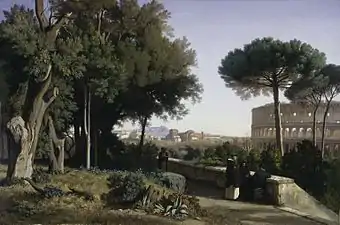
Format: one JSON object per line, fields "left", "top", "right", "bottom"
{"left": 225, "top": 186, "right": 240, "bottom": 200}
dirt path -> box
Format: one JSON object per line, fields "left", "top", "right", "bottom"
{"left": 197, "top": 197, "right": 323, "bottom": 225}
{"left": 185, "top": 179, "right": 322, "bottom": 225}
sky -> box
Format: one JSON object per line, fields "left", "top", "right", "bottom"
{"left": 1, "top": 0, "right": 340, "bottom": 136}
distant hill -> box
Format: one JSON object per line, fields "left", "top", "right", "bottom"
{"left": 136, "top": 126, "right": 169, "bottom": 138}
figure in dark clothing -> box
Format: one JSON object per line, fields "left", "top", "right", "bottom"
{"left": 225, "top": 158, "right": 240, "bottom": 200}
{"left": 239, "top": 161, "right": 251, "bottom": 201}
{"left": 158, "top": 148, "right": 169, "bottom": 171}
{"left": 252, "top": 164, "right": 271, "bottom": 202}
{"left": 225, "top": 159, "right": 235, "bottom": 187}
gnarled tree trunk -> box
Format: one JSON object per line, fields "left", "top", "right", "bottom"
{"left": 47, "top": 115, "right": 65, "bottom": 173}
{"left": 5, "top": 0, "right": 71, "bottom": 180}
{"left": 6, "top": 70, "right": 57, "bottom": 179}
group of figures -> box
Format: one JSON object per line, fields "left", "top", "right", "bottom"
{"left": 225, "top": 157, "right": 271, "bottom": 202}
{"left": 156, "top": 149, "right": 271, "bottom": 203}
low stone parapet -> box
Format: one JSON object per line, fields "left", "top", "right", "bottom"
{"left": 166, "top": 157, "right": 338, "bottom": 224}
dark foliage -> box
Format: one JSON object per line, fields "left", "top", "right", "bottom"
{"left": 260, "top": 145, "right": 282, "bottom": 174}
{"left": 183, "top": 146, "right": 202, "bottom": 161}
{"left": 105, "top": 171, "right": 146, "bottom": 205}
{"left": 109, "top": 143, "right": 159, "bottom": 172}
{"left": 198, "top": 142, "right": 248, "bottom": 166}
{"left": 281, "top": 140, "right": 325, "bottom": 198}
{"left": 31, "top": 167, "right": 51, "bottom": 184}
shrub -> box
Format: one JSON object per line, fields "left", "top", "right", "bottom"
{"left": 32, "top": 167, "right": 51, "bottom": 184}
{"left": 155, "top": 193, "right": 207, "bottom": 219}
{"left": 260, "top": 145, "right": 282, "bottom": 173}
{"left": 246, "top": 149, "right": 261, "bottom": 170}
{"left": 199, "top": 157, "right": 223, "bottom": 167}
{"left": 7, "top": 200, "right": 41, "bottom": 218}
{"left": 156, "top": 172, "right": 186, "bottom": 193}
{"left": 183, "top": 147, "right": 202, "bottom": 161}
{"left": 197, "top": 142, "right": 249, "bottom": 167}
{"left": 105, "top": 171, "right": 146, "bottom": 205}
{"left": 281, "top": 140, "right": 324, "bottom": 197}
{"left": 110, "top": 143, "right": 158, "bottom": 172}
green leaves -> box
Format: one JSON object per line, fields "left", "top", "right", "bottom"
{"left": 218, "top": 37, "right": 326, "bottom": 99}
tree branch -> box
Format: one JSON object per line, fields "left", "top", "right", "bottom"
{"left": 35, "top": 0, "right": 48, "bottom": 31}
{"left": 37, "top": 64, "right": 52, "bottom": 83}
{"left": 48, "top": 13, "right": 73, "bottom": 37}
{"left": 36, "top": 64, "right": 53, "bottom": 103}
{"left": 45, "top": 87, "right": 59, "bottom": 109}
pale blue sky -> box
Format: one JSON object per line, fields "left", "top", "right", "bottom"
{"left": 142, "top": 0, "right": 340, "bottom": 136}
{"left": 1, "top": 0, "right": 340, "bottom": 136}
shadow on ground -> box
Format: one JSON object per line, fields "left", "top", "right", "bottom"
{"left": 204, "top": 206, "right": 323, "bottom": 225}
{"left": 186, "top": 179, "right": 224, "bottom": 199}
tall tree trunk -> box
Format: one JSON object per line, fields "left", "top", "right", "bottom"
{"left": 83, "top": 85, "right": 91, "bottom": 169}
{"left": 47, "top": 115, "right": 65, "bottom": 173}
{"left": 7, "top": 71, "right": 57, "bottom": 179}
{"left": 72, "top": 119, "right": 84, "bottom": 167}
{"left": 138, "top": 116, "right": 148, "bottom": 150}
{"left": 312, "top": 107, "right": 319, "bottom": 147}
{"left": 321, "top": 101, "right": 331, "bottom": 158}
{"left": 272, "top": 85, "right": 284, "bottom": 156}
{"left": 0, "top": 102, "right": 3, "bottom": 161}
{"left": 92, "top": 124, "right": 98, "bottom": 167}
{"left": 5, "top": 0, "right": 72, "bottom": 180}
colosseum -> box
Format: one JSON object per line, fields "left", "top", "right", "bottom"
{"left": 251, "top": 101, "right": 340, "bottom": 154}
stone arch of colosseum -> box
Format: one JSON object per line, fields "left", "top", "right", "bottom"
{"left": 251, "top": 102, "right": 340, "bottom": 153}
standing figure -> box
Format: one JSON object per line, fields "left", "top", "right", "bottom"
{"left": 239, "top": 161, "right": 251, "bottom": 201}
{"left": 158, "top": 148, "right": 169, "bottom": 171}
{"left": 252, "top": 164, "right": 271, "bottom": 202}
{"left": 225, "top": 158, "right": 240, "bottom": 200}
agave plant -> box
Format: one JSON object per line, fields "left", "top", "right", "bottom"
{"left": 154, "top": 196, "right": 189, "bottom": 220}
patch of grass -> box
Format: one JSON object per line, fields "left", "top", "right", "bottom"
{"left": 0, "top": 164, "right": 182, "bottom": 224}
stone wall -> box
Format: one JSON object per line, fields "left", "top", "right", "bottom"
{"left": 167, "top": 157, "right": 338, "bottom": 224}
{"left": 251, "top": 102, "right": 340, "bottom": 152}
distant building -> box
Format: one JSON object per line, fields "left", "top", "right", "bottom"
{"left": 165, "top": 129, "right": 181, "bottom": 142}
{"left": 113, "top": 130, "right": 131, "bottom": 139}
{"left": 251, "top": 102, "right": 340, "bottom": 153}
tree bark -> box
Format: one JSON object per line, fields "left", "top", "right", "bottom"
{"left": 92, "top": 123, "right": 98, "bottom": 167}
{"left": 6, "top": 74, "right": 57, "bottom": 179}
{"left": 0, "top": 102, "right": 3, "bottom": 161}
{"left": 312, "top": 107, "right": 319, "bottom": 147}
{"left": 83, "top": 84, "right": 91, "bottom": 169}
{"left": 321, "top": 101, "right": 331, "bottom": 158}
{"left": 138, "top": 116, "right": 148, "bottom": 150}
{"left": 47, "top": 115, "right": 65, "bottom": 173}
{"left": 5, "top": 0, "right": 72, "bottom": 179}
{"left": 272, "top": 85, "right": 284, "bottom": 156}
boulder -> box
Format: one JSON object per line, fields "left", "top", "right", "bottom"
{"left": 159, "top": 172, "right": 186, "bottom": 193}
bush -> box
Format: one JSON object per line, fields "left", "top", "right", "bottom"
{"left": 281, "top": 140, "right": 324, "bottom": 197}
{"left": 7, "top": 200, "right": 41, "bottom": 217}
{"left": 32, "top": 167, "right": 51, "bottom": 184}
{"left": 156, "top": 193, "right": 207, "bottom": 218}
{"left": 246, "top": 149, "right": 261, "bottom": 171}
{"left": 321, "top": 158, "right": 340, "bottom": 211}
{"left": 109, "top": 143, "right": 159, "bottom": 172}
{"left": 198, "top": 142, "right": 248, "bottom": 166}
{"left": 155, "top": 172, "right": 186, "bottom": 193}
{"left": 260, "top": 145, "right": 282, "bottom": 174}
{"left": 105, "top": 171, "right": 146, "bottom": 205}
{"left": 183, "top": 147, "right": 202, "bottom": 161}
